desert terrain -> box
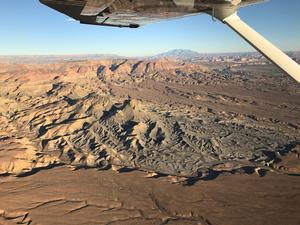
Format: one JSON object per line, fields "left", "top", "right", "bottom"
{"left": 0, "top": 54, "right": 299, "bottom": 225}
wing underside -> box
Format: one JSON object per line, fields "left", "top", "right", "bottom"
{"left": 39, "top": 0, "right": 266, "bottom": 28}
{"left": 39, "top": 0, "right": 206, "bottom": 28}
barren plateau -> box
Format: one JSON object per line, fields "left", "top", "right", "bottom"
{"left": 0, "top": 57, "right": 299, "bottom": 225}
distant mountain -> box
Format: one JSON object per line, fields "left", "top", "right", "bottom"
{"left": 151, "top": 49, "right": 201, "bottom": 59}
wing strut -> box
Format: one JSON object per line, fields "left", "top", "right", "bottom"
{"left": 223, "top": 13, "right": 300, "bottom": 83}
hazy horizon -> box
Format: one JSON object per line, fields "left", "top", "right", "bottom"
{"left": 0, "top": 49, "right": 299, "bottom": 58}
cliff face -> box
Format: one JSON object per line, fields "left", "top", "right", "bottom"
{"left": 0, "top": 59, "right": 299, "bottom": 177}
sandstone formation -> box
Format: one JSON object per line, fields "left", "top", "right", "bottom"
{"left": 0, "top": 59, "right": 299, "bottom": 178}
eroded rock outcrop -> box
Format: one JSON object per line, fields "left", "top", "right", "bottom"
{"left": 0, "top": 59, "right": 299, "bottom": 177}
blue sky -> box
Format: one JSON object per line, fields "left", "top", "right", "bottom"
{"left": 0, "top": 0, "right": 299, "bottom": 56}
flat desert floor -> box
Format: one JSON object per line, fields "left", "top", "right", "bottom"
{"left": 0, "top": 58, "right": 299, "bottom": 225}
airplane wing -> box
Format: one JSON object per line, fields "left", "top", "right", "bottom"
{"left": 39, "top": 0, "right": 207, "bottom": 28}
{"left": 40, "top": 0, "right": 300, "bottom": 83}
